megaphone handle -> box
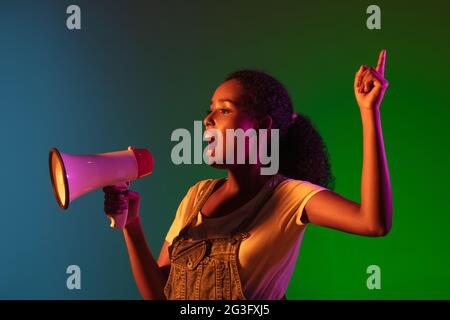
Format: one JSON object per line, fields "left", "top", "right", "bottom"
{"left": 108, "top": 208, "right": 128, "bottom": 229}
{"left": 106, "top": 181, "right": 131, "bottom": 229}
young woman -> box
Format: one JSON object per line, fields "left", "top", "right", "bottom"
{"left": 103, "top": 50, "right": 392, "bottom": 300}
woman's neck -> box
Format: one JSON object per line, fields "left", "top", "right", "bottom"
{"left": 224, "top": 165, "right": 274, "bottom": 194}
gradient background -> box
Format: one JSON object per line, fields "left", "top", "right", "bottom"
{"left": 1, "top": 0, "right": 449, "bottom": 299}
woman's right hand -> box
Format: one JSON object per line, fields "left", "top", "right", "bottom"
{"left": 103, "top": 181, "right": 141, "bottom": 229}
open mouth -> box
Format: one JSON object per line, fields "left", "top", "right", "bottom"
{"left": 204, "top": 131, "right": 216, "bottom": 145}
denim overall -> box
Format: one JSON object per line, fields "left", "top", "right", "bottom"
{"left": 164, "top": 177, "right": 287, "bottom": 300}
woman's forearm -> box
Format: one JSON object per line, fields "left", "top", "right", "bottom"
{"left": 360, "top": 108, "right": 392, "bottom": 235}
{"left": 122, "top": 217, "right": 167, "bottom": 299}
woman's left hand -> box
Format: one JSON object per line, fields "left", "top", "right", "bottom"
{"left": 354, "top": 49, "right": 389, "bottom": 110}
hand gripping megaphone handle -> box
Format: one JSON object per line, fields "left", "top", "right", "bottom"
{"left": 106, "top": 181, "right": 131, "bottom": 229}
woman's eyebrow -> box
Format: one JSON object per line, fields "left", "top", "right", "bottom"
{"left": 210, "top": 99, "right": 237, "bottom": 106}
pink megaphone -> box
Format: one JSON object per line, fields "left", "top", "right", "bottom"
{"left": 48, "top": 146, "right": 154, "bottom": 229}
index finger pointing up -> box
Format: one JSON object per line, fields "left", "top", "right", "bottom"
{"left": 376, "top": 49, "right": 386, "bottom": 76}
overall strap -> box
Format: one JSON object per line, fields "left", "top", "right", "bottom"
{"left": 178, "top": 178, "right": 223, "bottom": 238}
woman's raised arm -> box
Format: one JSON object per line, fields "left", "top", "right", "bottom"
{"left": 301, "top": 49, "right": 392, "bottom": 237}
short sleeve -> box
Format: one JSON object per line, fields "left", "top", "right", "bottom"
{"left": 164, "top": 186, "right": 196, "bottom": 245}
{"left": 294, "top": 181, "right": 328, "bottom": 226}
{"left": 164, "top": 179, "right": 208, "bottom": 245}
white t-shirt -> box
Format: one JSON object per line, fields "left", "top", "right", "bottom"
{"left": 164, "top": 173, "right": 328, "bottom": 300}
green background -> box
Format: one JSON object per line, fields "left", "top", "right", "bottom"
{"left": 0, "top": 0, "right": 449, "bottom": 299}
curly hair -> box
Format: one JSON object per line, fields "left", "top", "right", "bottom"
{"left": 224, "top": 69, "right": 335, "bottom": 189}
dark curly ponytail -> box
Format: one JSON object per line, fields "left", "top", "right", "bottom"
{"left": 224, "top": 69, "right": 335, "bottom": 189}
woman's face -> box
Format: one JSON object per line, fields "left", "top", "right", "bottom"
{"left": 203, "top": 79, "right": 258, "bottom": 167}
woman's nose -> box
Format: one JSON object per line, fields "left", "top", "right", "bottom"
{"left": 203, "top": 111, "right": 214, "bottom": 128}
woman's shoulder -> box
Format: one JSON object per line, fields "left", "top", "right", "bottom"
{"left": 173, "top": 178, "right": 216, "bottom": 220}
{"left": 189, "top": 177, "right": 220, "bottom": 191}
{"left": 273, "top": 174, "right": 328, "bottom": 196}
{"left": 190, "top": 177, "right": 217, "bottom": 188}
{"left": 184, "top": 177, "right": 222, "bottom": 202}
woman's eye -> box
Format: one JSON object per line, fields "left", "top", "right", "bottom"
{"left": 205, "top": 108, "right": 229, "bottom": 115}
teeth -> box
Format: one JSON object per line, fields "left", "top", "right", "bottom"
{"left": 203, "top": 131, "right": 214, "bottom": 141}
{"left": 203, "top": 131, "right": 212, "bottom": 140}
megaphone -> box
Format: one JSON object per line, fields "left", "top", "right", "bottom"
{"left": 48, "top": 146, "right": 154, "bottom": 228}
